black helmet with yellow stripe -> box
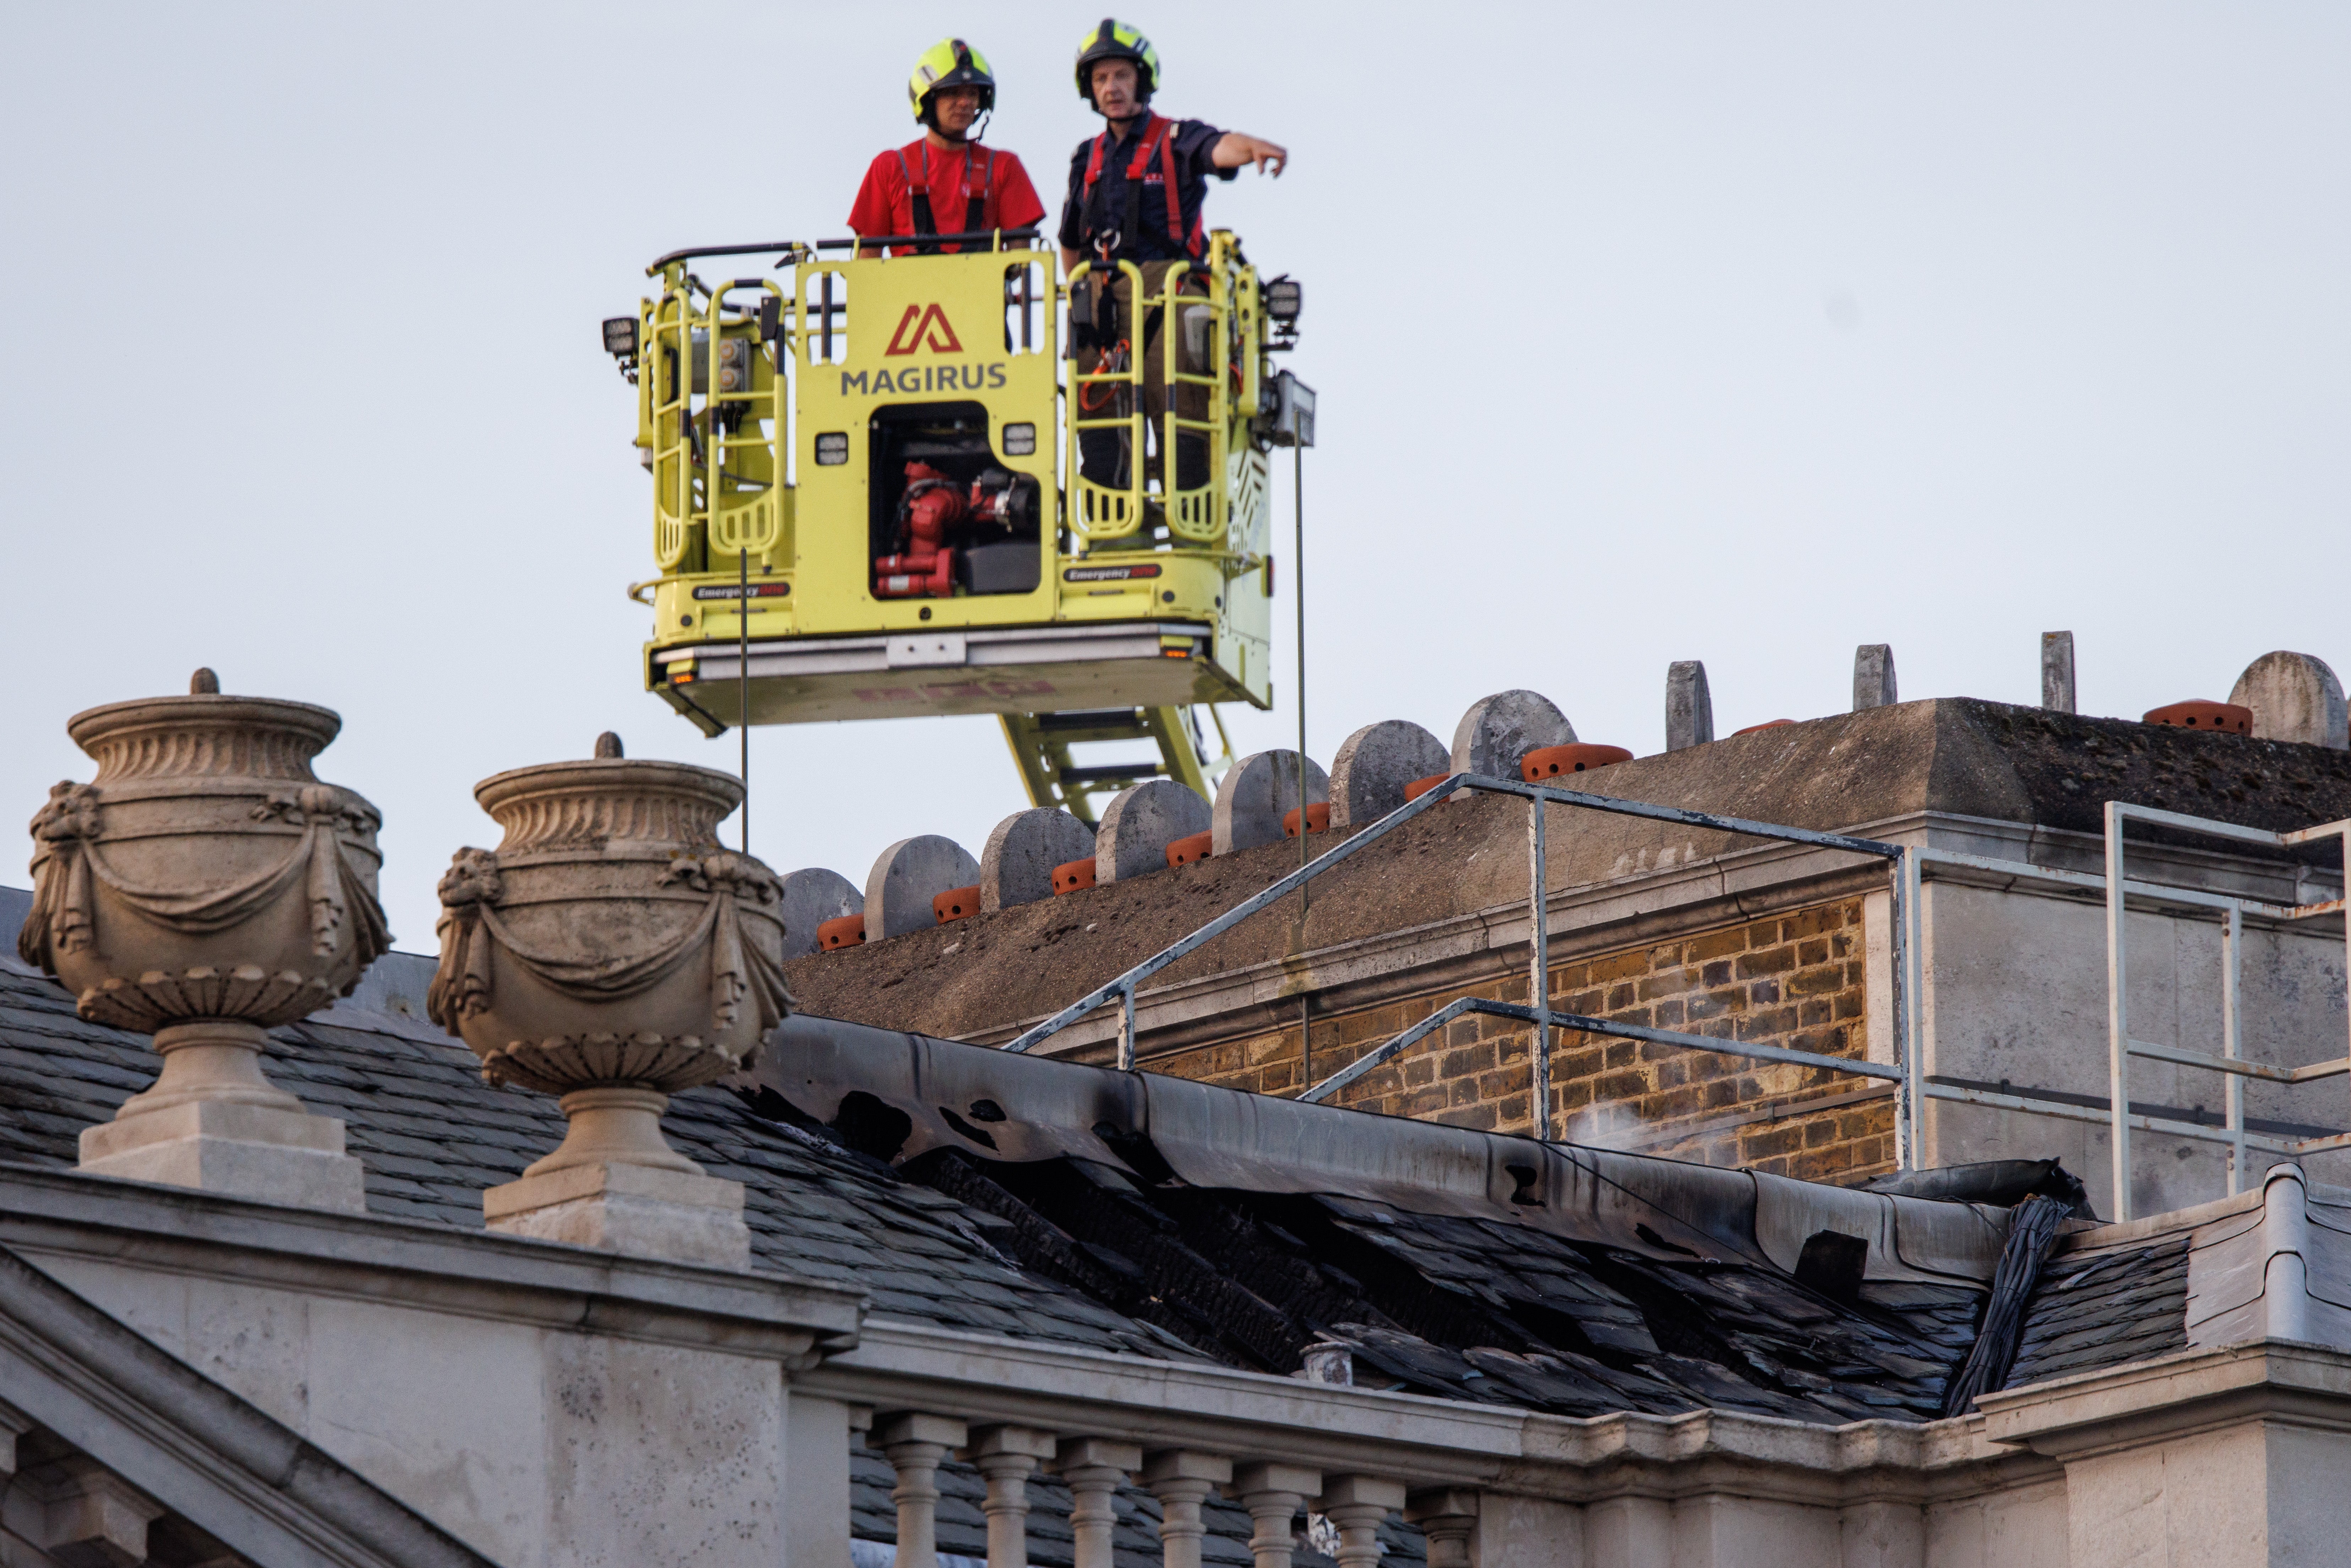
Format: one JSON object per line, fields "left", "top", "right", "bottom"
{"left": 1073, "top": 18, "right": 1159, "bottom": 105}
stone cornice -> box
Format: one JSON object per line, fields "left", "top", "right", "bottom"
{"left": 807, "top": 1317, "right": 2050, "bottom": 1508}
{"left": 1975, "top": 1338, "right": 2351, "bottom": 1459}
{"left": 0, "top": 1163, "right": 863, "bottom": 1364}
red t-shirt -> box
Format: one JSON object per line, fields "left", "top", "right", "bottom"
{"left": 847, "top": 140, "right": 1046, "bottom": 255}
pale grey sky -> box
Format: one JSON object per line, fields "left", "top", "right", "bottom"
{"left": 4, "top": 3, "right": 2345, "bottom": 951}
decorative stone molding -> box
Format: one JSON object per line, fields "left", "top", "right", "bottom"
{"left": 17, "top": 1455, "right": 165, "bottom": 1568}
{"left": 19, "top": 671, "right": 386, "bottom": 1213}
{"left": 430, "top": 739, "right": 786, "bottom": 1268}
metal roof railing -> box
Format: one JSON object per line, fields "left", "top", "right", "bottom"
{"left": 1002, "top": 773, "right": 1925, "bottom": 1169}
{"left": 1001, "top": 769, "right": 2350, "bottom": 1204}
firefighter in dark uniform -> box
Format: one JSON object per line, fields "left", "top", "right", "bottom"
{"left": 1059, "top": 20, "right": 1286, "bottom": 499}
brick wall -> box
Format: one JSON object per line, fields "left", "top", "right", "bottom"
{"left": 1155, "top": 898, "right": 1894, "bottom": 1185}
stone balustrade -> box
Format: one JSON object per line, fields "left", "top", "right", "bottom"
{"left": 867, "top": 1409, "right": 1431, "bottom": 1568}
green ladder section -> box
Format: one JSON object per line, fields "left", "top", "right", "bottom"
{"left": 999, "top": 706, "right": 1231, "bottom": 828}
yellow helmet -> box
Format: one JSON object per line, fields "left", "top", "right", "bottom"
{"left": 1074, "top": 18, "right": 1159, "bottom": 104}
{"left": 907, "top": 37, "right": 996, "bottom": 125}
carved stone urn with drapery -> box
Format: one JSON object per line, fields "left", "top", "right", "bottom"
{"left": 428, "top": 734, "right": 787, "bottom": 1268}
{"left": 19, "top": 670, "right": 390, "bottom": 1211}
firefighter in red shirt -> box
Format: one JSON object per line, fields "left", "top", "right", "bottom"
{"left": 848, "top": 39, "right": 1048, "bottom": 258}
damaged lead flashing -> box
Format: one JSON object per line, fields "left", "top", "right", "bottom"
{"left": 741, "top": 1015, "right": 2119, "bottom": 1425}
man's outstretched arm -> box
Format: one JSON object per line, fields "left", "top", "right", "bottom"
{"left": 1212, "top": 133, "right": 1287, "bottom": 175}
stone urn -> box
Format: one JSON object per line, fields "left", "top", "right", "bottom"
{"left": 18, "top": 670, "right": 389, "bottom": 1211}
{"left": 428, "top": 734, "right": 787, "bottom": 1267}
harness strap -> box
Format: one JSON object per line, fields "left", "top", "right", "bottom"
{"left": 893, "top": 144, "right": 993, "bottom": 253}
{"left": 963, "top": 148, "right": 992, "bottom": 235}
{"left": 1080, "top": 115, "right": 1203, "bottom": 261}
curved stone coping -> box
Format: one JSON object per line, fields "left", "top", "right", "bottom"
{"left": 1213, "top": 750, "right": 1330, "bottom": 856}
{"left": 981, "top": 809, "right": 1097, "bottom": 912}
{"left": 866, "top": 837, "right": 981, "bottom": 942}
{"left": 2231, "top": 650, "right": 2349, "bottom": 749}
{"left": 1330, "top": 722, "right": 1449, "bottom": 829}
{"left": 780, "top": 869, "right": 863, "bottom": 960}
{"left": 1450, "top": 692, "right": 1574, "bottom": 780}
{"left": 1096, "top": 781, "right": 1210, "bottom": 884}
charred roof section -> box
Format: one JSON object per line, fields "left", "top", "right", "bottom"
{"left": 751, "top": 1015, "right": 2018, "bottom": 1423}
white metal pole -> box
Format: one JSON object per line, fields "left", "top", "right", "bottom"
{"left": 2106, "top": 802, "right": 2133, "bottom": 1222}
{"left": 739, "top": 526, "right": 751, "bottom": 853}
{"left": 1887, "top": 859, "right": 1910, "bottom": 1172}
{"left": 1904, "top": 849, "right": 1925, "bottom": 1170}
{"left": 2224, "top": 902, "right": 2245, "bottom": 1196}
{"left": 1294, "top": 439, "right": 1310, "bottom": 1071}
{"left": 1530, "top": 797, "right": 1552, "bottom": 1142}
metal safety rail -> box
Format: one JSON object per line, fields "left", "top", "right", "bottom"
{"left": 999, "top": 771, "right": 2347, "bottom": 1199}
{"left": 1002, "top": 773, "right": 1926, "bottom": 1170}
{"left": 1064, "top": 252, "right": 1244, "bottom": 546}
{"left": 1065, "top": 257, "right": 1152, "bottom": 541}
{"left": 1874, "top": 812, "right": 2348, "bottom": 1220}
{"left": 642, "top": 273, "right": 789, "bottom": 575}
{"left": 1161, "top": 262, "right": 1232, "bottom": 542}
{"left": 2103, "top": 804, "right": 2351, "bottom": 1214}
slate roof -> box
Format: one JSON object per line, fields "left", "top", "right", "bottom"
{"left": 890, "top": 1135, "right": 1988, "bottom": 1426}
{"left": 2006, "top": 1233, "right": 2192, "bottom": 1389}
{"left": 0, "top": 951, "right": 1191, "bottom": 1361}
{"left": 0, "top": 930, "right": 1430, "bottom": 1568}
{"left": 1308, "top": 1196, "right": 1983, "bottom": 1424}
{"left": 0, "top": 901, "right": 2199, "bottom": 1452}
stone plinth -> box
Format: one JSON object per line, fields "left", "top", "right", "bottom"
{"left": 78, "top": 1021, "right": 366, "bottom": 1213}
{"left": 484, "top": 1159, "right": 750, "bottom": 1269}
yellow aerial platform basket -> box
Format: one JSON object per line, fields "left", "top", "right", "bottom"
{"left": 610, "top": 225, "right": 1303, "bottom": 821}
